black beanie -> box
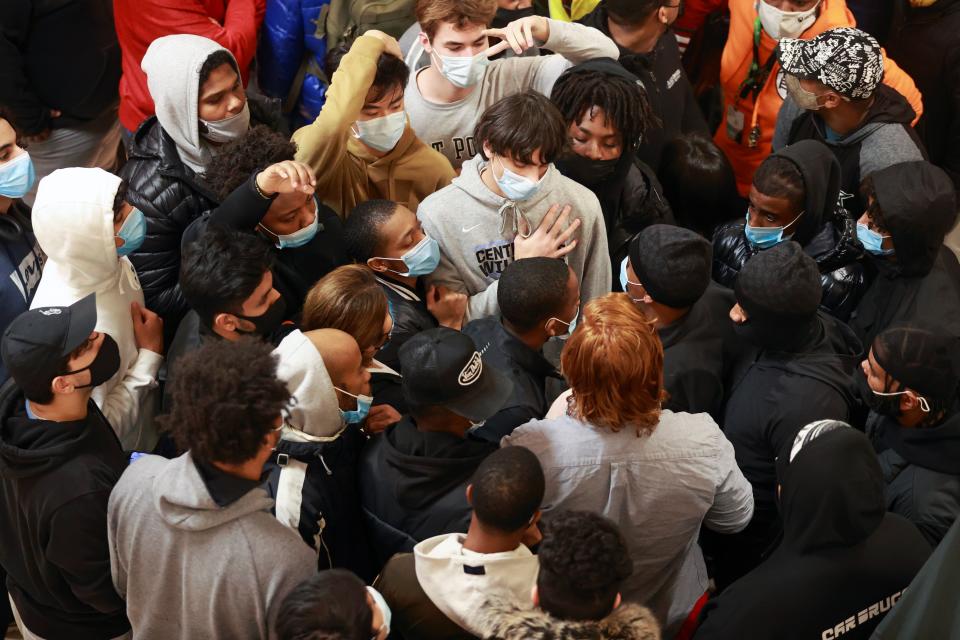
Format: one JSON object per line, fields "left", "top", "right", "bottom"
{"left": 629, "top": 225, "right": 711, "bottom": 309}
{"left": 735, "top": 241, "right": 822, "bottom": 322}
{"left": 873, "top": 324, "right": 960, "bottom": 403}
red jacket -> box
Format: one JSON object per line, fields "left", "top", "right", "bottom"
{"left": 113, "top": 0, "right": 265, "bottom": 132}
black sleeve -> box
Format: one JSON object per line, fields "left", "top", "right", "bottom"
{"left": 207, "top": 172, "right": 275, "bottom": 231}
{"left": 0, "top": 3, "right": 50, "bottom": 135}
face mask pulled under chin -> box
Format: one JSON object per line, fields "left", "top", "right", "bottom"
{"left": 200, "top": 102, "right": 250, "bottom": 144}
{"left": 757, "top": 0, "right": 820, "bottom": 40}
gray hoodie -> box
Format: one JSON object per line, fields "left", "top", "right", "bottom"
{"left": 107, "top": 453, "right": 315, "bottom": 640}
{"left": 419, "top": 155, "right": 611, "bottom": 321}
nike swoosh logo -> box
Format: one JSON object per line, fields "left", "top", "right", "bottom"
{"left": 461, "top": 224, "right": 482, "bottom": 233}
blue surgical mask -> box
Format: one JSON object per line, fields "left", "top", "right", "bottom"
{"left": 493, "top": 156, "right": 543, "bottom": 202}
{"left": 743, "top": 209, "right": 803, "bottom": 249}
{"left": 857, "top": 222, "right": 894, "bottom": 256}
{"left": 367, "top": 586, "right": 392, "bottom": 639}
{"left": 116, "top": 208, "right": 147, "bottom": 257}
{"left": 0, "top": 151, "right": 36, "bottom": 198}
{"left": 354, "top": 111, "right": 407, "bottom": 153}
{"left": 547, "top": 308, "right": 579, "bottom": 336}
{"left": 260, "top": 205, "right": 319, "bottom": 249}
{"left": 336, "top": 386, "right": 373, "bottom": 424}
{"left": 370, "top": 235, "right": 441, "bottom": 277}
{"left": 433, "top": 49, "right": 490, "bottom": 88}
{"left": 619, "top": 256, "right": 643, "bottom": 301}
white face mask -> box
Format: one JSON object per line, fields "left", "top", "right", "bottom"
{"left": 432, "top": 49, "right": 491, "bottom": 88}
{"left": 353, "top": 111, "right": 407, "bottom": 153}
{"left": 200, "top": 101, "right": 250, "bottom": 143}
{"left": 757, "top": 0, "right": 821, "bottom": 40}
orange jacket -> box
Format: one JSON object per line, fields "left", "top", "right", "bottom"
{"left": 715, "top": 0, "right": 924, "bottom": 196}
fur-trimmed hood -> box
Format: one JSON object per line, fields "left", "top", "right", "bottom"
{"left": 474, "top": 597, "right": 660, "bottom": 640}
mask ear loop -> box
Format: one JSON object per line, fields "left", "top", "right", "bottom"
{"left": 917, "top": 395, "right": 931, "bottom": 413}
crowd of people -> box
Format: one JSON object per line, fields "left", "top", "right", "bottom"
{"left": 0, "top": 0, "right": 958, "bottom": 638}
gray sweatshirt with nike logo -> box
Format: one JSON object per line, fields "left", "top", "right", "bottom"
{"left": 419, "top": 155, "right": 611, "bottom": 321}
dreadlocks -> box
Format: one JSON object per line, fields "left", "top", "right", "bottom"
{"left": 550, "top": 67, "right": 659, "bottom": 153}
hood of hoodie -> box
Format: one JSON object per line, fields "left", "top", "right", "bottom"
{"left": 824, "top": 85, "right": 918, "bottom": 146}
{"left": 774, "top": 140, "right": 842, "bottom": 246}
{"left": 780, "top": 427, "right": 886, "bottom": 553}
{"left": 873, "top": 161, "right": 957, "bottom": 277}
{"left": 382, "top": 418, "right": 494, "bottom": 512}
{"left": 32, "top": 168, "right": 124, "bottom": 294}
{"left": 757, "top": 313, "right": 862, "bottom": 405}
{"left": 142, "top": 34, "right": 236, "bottom": 174}
{"left": 273, "top": 330, "right": 344, "bottom": 439}
{"left": 877, "top": 411, "right": 960, "bottom": 475}
{"left": 154, "top": 451, "right": 274, "bottom": 531}
{"left": 451, "top": 156, "right": 578, "bottom": 237}
{"left": 414, "top": 533, "right": 539, "bottom": 634}
{"left": 475, "top": 596, "right": 661, "bottom": 640}
{"left": 0, "top": 380, "right": 93, "bottom": 478}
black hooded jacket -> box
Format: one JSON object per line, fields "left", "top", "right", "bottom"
{"left": 120, "top": 116, "right": 219, "bottom": 330}
{"left": 553, "top": 59, "right": 675, "bottom": 272}
{"left": 724, "top": 313, "right": 862, "bottom": 517}
{"left": 850, "top": 161, "right": 960, "bottom": 347}
{"left": 579, "top": 8, "right": 709, "bottom": 173}
{"left": 713, "top": 140, "right": 868, "bottom": 321}
{"left": 359, "top": 418, "right": 495, "bottom": 565}
{"left": 774, "top": 84, "right": 927, "bottom": 216}
{"left": 887, "top": 0, "right": 960, "bottom": 189}
{"left": 868, "top": 410, "right": 960, "bottom": 547}
{"left": 694, "top": 428, "right": 930, "bottom": 640}
{"left": 0, "top": 380, "right": 129, "bottom": 639}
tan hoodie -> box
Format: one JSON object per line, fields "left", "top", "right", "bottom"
{"left": 292, "top": 35, "right": 456, "bottom": 218}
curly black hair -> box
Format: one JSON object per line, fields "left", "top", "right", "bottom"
{"left": 859, "top": 174, "right": 889, "bottom": 232}
{"left": 550, "top": 67, "right": 658, "bottom": 153}
{"left": 159, "top": 338, "right": 290, "bottom": 465}
{"left": 199, "top": 50, "right": 239, "bottom": 91}
{"left": 536, "top": 510, "right": 633, "bottom": 622}
{"left": 203, "top": 125, "right": 299, "bottom": 201}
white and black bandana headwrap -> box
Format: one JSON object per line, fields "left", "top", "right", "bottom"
{"left": 778, "top": 27, "right": 884, "bottom": 100}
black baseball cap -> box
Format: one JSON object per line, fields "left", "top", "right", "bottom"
{"left": 399, "top": 327, "right": 514, "bottom": 423}
{"left": 1, "top": 293, "right": 98, "bottom": 398}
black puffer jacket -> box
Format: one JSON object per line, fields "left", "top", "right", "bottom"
{"left": 868, "top": 411, "right": 960, "bottom": 547}
{"left": 713, "top": 210, "right": 866, "bottom": 320}
{"left": 712, "top": 140, "right": 867, "bottom": 320}
{"left": 120, "top": 116, "right": 219, "bottom": 328}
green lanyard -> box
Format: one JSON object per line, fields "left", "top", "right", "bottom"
{"left": 738, "top": 16, "right": 779, "bottom": 101}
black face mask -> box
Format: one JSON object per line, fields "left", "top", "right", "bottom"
{"left": 555, "top": 154, "right": 620, "bottom": 187}
{"left": 236, "top": 296, "right": 287, "bottom": 337}
{"left": 857, "top": 373, "right": 902, "bottom": 418}
{"left": 492, "top": 6, "right": 536, "bottom": 28}
{"left": 65, "top": 334, "right": 121, "bottom": 389}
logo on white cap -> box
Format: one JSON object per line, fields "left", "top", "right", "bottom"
{"left": 38, "top": 308, "right": 62, "bottom": 316}
{"left": 458, "top": 352, "right": 483, "bottom": 386}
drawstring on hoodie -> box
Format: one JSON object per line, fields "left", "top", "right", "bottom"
{"left": 116, "top": 259, "right": 143, "bottom": 297}
{"left": 316, "top": 453, "right": 333, "bottom": 476}
{"left": 497, "top": 201, "right": 533, "bottom": 239}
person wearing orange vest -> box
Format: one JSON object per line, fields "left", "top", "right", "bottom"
{"left": 715, "top": 0, "right": 923, "bottom": 197}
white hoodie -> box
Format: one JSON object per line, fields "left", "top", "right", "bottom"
{"left": 272, "top": 330, "right": 346, "bottom": 534}
{"left": 142, "top": 34, "right": 239, "bottom": 174}
{"left": 414, "top": 533, "right": 539, "bottom": 635}
{"left": 31, "top": 168, "right": 162, "bottom": 450}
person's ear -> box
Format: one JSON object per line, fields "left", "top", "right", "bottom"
{"left": 466, "top": 483, "right": 474, "bottom": 505}
{"left": 657, "top": 5, "right": 670, "bottom": 24}
{"left": 544, "top": 317, "right": 560, "bottom": 338}
{"left": 612, "top": 592, "right": 622, "bottom": 611}
{"left": 214, "top": 312, "right": 239, "bottom": 335}
{"left": 530, "top": 509, "right": 541, "bottom": 528}
{"left": 50, "top": 374, "right": 75, "bottom": 396}
{"left": 366, "top": 258, "right": 390, "bottom": 274}
{"left": 419, "top": 31, "right": 433, "bottom": 53}
{"left": 482, "top": 142, "right": 494, "bottom": 162}
{"left": 642, "top": 293, "right": 655, "bottom": 305}
{"left": 822, "top": 92, "right": 843, "bottom": 109}
{"left": 531, "top": 585, "right": 539, "bottom": 607}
